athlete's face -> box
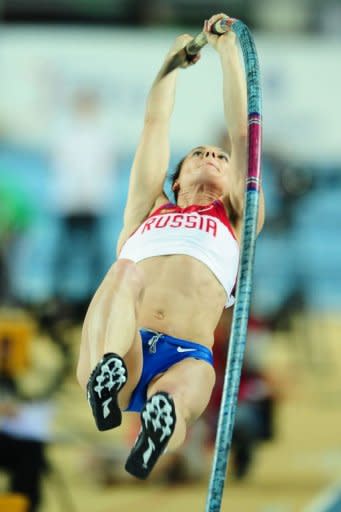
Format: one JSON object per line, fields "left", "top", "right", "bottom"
{"left": 173, "top": 145, "right": 231, "bottom": 197}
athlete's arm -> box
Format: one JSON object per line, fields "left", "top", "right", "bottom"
{"left": 205, "top": 14, "right": 264, "bottom": 234}
{"left": 120, "top": 35, "right": 199, "bottom": 238}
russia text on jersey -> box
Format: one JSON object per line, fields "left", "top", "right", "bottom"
{"left": 141, "top": 213, "right": 218, "bottom": 237}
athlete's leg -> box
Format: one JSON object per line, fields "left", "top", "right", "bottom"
{"left": 147, "top": 358, "right": 216, "bottom": 450}
{"left": 76, "top": 258, "right": 145, "bottom": 428}
{"left": 79, "top": 258, "right": 144, "bottom": 371}
{"left": 125, "top": 358, "right": 215, "bottom": 478}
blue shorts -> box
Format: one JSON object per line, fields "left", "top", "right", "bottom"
{"left": 124, "top": 328, "right": 214, "bottom": 413}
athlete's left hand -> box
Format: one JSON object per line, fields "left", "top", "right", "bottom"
{"left": 166, "top": 34, "right": 201, "bottom": 68}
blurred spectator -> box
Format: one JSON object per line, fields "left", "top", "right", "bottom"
{"left": 0, "top": 400, "right": 53, "bottom": 512}
{"left": 49, "top": 88, "right": 117, "bottom": 303}
{"left": 0, "top": 317, "right": 54, "bottom": 512}
{"left": 0, "top": 178, "right": 35, "bottom": 304}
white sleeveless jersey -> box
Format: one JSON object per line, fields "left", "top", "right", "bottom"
{"left": 119, "top": 200, "right": 239, "bottom": 308}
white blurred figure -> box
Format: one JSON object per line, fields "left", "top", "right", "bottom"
{"left": 49, "top": 88, "right": 117, "bottom": 301}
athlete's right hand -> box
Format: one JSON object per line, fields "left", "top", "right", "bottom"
{"left": 204, "top": 13, "right": 237, "bottom": 54}
{"left": 167, "top": 34, "right": 201, "bottom": 67}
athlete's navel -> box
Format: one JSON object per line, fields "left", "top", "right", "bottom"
{"left": 153, "top": 309, "right": 165, "bottom": 320}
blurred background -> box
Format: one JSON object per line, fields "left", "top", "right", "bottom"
{"left": 0, "top": 1, "right": 341, "bottom": 511}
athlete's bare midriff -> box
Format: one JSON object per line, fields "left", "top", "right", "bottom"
{"left": 136, "top": 254, "right": 228, "bottom": 349}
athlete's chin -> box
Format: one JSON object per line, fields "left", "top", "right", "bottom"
{"left": 201, "top": 164, "right": 220, "bottom": 174}
{"left": 196, "top": 175, "right": 224, "bottom": 188}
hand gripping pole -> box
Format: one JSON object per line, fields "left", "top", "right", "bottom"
{"left": 162, "top": 17, "right": 233, "bottom": 76}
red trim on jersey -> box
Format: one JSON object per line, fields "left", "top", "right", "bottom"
{"left": 213, "top": 200, "right": 238, "bottom": 241}
{"left": 149, "top": 202, "right": 174, "bottom": 216}
{"left": 150, "top": 200, "right": 237, "bottom": 241}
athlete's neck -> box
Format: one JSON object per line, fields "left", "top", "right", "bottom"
{"left": 177, "top": 187, "right": 222, "bottom": 208}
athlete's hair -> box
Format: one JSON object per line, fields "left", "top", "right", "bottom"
{"left": 170, "top": 156, "right": 186, "bottom": 203}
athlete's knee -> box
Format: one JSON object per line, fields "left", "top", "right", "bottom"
{"left": 150, "top": 384, "right": 191, "bottom": 422}
{"left": 175, "top": 380, "right": 214, "bottom": 423}
{"left": 173, "top": 390, "right": 192, "bottom": 422}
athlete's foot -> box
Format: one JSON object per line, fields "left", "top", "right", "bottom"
{"left": 87, "top": 352, "right": 127, "bottom": 431}
{"left": 125, "top": 392, "right": 176, "bottom": 479}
